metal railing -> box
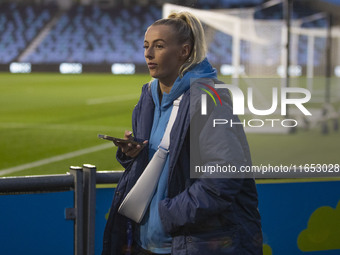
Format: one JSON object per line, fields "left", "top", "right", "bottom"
{"left": 0, "top": 165, "right": 123, "bottom": 255}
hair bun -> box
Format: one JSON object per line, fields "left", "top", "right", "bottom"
{"left": 168, "top": 12, "right": 190, "bottom": 26}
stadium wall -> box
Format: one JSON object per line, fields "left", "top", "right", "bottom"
{"left": 1, "top": 177, "right": 340, "bottom": 255}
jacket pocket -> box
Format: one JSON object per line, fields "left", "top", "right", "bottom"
{"left": 185, "top": 227, "right": 240, "bottom": 255}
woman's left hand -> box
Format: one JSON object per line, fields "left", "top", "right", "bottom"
{"left": 116, "top": 130, "right": 148, "bottom": 158}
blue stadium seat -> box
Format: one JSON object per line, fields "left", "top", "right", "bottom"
{"left": 0, "top": 1, "right": 330, "bottom": 68}
{"left": 0, "top": 2, "right": 56, "bottom": 63}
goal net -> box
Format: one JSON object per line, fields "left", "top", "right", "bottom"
{"left": 163, "top": 3, "right": 340, "bottom": 133}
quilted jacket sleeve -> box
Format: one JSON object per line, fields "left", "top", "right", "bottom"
{"left": 116, "top": 83, "right": 154, "bottom": 169}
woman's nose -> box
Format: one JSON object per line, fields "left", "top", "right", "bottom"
{"left": 145, "top": 47, "right": 154, "bottom": 60}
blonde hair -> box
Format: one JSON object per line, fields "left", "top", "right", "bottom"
{"left": 151, "top": 11, "right": 207, "bottom": 77}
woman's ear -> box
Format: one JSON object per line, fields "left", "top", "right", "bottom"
{"left": 180, "top": 43, "right": 191, "bottom": 60}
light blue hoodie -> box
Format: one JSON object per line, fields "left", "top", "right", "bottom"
{"left": 138, "top": 59, "right": 217, "bottom": 253}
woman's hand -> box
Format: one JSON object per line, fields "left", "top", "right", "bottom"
{"left": 114, "top": 130, "right": 148, "bottom": 158}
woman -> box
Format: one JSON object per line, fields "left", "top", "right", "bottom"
{"left": 102, "top": 11, "right": 262, "bottom": 255}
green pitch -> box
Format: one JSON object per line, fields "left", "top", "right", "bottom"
{"left": 0, "top": 73, "right": 150, "bottom": 176}
{"left": 0, "top": 73, "right": 339, "bottom": 177}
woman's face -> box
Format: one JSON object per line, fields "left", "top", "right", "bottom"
{"left": 144, "top": 25, "right": 189, "bottom": 86}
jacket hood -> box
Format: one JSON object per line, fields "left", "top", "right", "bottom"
{"left": 151, "top": 58, "right": 217, "bottom": 109}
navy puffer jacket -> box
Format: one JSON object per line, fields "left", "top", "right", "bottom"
{"left": 102, "top": 80, "right": 263, "bottom": 255}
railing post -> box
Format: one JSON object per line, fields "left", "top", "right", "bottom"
{"left": 83, "top": 164, "right": 97, "bottom": 255}
{"left": 0, "top": 168, "right": 124, "bottom": 255}
{"left": 69, "top": 166, "right": 84, "bottom": 255}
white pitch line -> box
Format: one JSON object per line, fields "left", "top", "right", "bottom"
{"left": 0, "top": 122, "right": 129, "bottom": 132}
{"left": 87, "top": 94, "right": 140, "bottom": 105}
{"left": 0, "top": 143, "right": 114, "bottom": 176}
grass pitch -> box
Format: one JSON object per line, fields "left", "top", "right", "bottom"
{"left": 0, "top": 73, "right": 339, "bottom": 177}
{"left": 0, "top": 73, "right": 150, "bottom": 176}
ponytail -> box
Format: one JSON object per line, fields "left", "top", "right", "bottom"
{"left": 152, "top": 11, "right": 207, "bottom": 77}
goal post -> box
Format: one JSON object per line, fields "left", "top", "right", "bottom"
{"left": 163, "top": 3, "right": 340, "bottom": 133}
{"left": 163, "top": 3, "right": 340, "bottom": 80}
{"left": 163, "top": 3, "right": 273, "bottom": 80}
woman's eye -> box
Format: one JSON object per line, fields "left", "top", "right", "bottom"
{"left": 143, "top": 45, "right": 148, "bottom": 49}
{"left": 156, "top": 44, "right": 164, "bottom": 49}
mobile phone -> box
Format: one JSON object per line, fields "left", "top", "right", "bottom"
{"left": 98, "top": 134, "right": 144, "bottom": 147}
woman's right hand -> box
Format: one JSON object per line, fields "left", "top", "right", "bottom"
{"left": 114, "top": 130, "right": 148, "bottom": 158}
